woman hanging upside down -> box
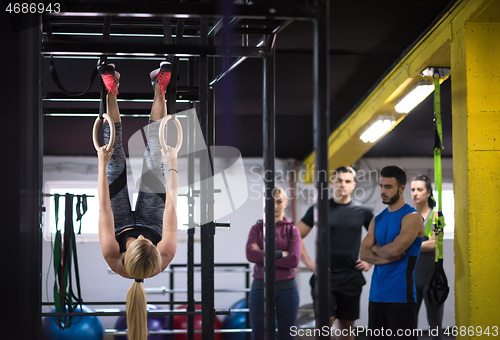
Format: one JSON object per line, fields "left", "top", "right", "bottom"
{"left": 96, "top": 62, "right": 177, "bottom": 340}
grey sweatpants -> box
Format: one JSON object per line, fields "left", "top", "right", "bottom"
{"left": 103, "top": 121, "right": 166, "bottom": 236}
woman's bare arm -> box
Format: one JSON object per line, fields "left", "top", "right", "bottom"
{"left": 157, "top": 147, "right": 178, "bottom": 271}
{"left": 97, "top": 145, "right": 123, "bottom": 271}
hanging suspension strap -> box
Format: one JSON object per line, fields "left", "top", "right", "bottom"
{"left": 52, "top": 194, "right": 65, "bottom": 327}
{"left": 44, "top": 19, "right": 101, "bottom": 97}
{"left": 424, "top": 206, "right": 435, "bottom": 238}
{"left": 92, "top": 17, "right": 116, "bottom": 152}
{"left": 75, "top": 194, "right": 88, "bottom": 235}
{"left": 98, "top": 16, "right": 112, "bottom": 120}
{"left": 158, "top": 16, "right": 184, "bottom": 155}
{"left": 427, "top": 75, "right": 449, "bottom": 306}
{"left": 52, "top": 194, "right": 84, "bottom": 330}
{"left": 163, "top": 14, "right": 184, "bottom": 115}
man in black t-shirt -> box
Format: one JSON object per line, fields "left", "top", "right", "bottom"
{"left": 298, "top": 166, "right": 373, "bottom": 340}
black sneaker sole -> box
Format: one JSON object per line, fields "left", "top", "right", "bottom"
{"left": 98, "top": 64, "right": 116, "bottom": 75}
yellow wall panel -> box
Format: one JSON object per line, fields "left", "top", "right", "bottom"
{"left": 453, "top": 16, "right": 500, "bottom": 338}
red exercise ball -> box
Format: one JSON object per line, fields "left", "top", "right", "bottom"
{"left": 173, "top": 304, "right": 222, "bottom": 340}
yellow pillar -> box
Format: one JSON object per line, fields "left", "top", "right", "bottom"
{"left": 452, "top": 20, "right": 500, "bottom": 338}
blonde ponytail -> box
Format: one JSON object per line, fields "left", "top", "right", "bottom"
{"left": 126, "top": 281, "right": 148, "bottom": 340}
{"left": 123, "top": 238, "right": 161, "bottom": 340}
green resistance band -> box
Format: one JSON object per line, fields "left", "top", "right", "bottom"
{"left": 53, "top": 194, "right": 78, "bottom": 330}
{"left": 433, "top": 76, "right": 446, "bottom": 262}
{"left": 52, "top": 194, "right": 66, "bottom": 326}
{"left": 424, "top": 207, "right": 435, "bottom": 238}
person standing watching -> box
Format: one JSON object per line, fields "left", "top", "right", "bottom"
{"left": 298, "top": 166, "right": 373, "bottom": 340}
{"left": 411, "top": 175, "right": 444, "bottom": 340}
{"left": 246, "top": 187, "right": 301, "bottom": 340}
{"left": 360, "top": 165, "right": 424, "bottom": 339}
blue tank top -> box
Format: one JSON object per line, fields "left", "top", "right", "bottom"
{"left": 369, "top": 203, "right": 423, "bottom": 303}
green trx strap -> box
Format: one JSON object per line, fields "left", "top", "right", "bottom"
{"left": 424, "top": 207, "right": 435, "bottom": 238}
{"left": 433, "top": 76, "right": 445, "bottom": 262}
{"left": 427, "top": 75, "right": 449, "bottom": 306}
{"left": 52, "top": 194, "right": 83, "bottom": 330}
{"left": 52, "top": 194, "right": 63, "bottom": 324}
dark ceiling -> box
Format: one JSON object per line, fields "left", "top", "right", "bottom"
{"left": 42, "top": 0, "right": 455, "bottom": 160}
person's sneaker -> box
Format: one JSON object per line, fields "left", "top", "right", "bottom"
{"left": 98, "top": 63, "right": 120, "bottom": 95}
{"left": 150, "top": 61, "right": 172, "bottom": 95}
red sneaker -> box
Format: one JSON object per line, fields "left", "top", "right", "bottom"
{"left": 98, "top": 63, "right": 120, "bottom": 95}
{"left": 150, "top": 61, "right": 172, "bottom": 95}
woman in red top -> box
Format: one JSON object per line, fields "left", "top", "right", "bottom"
{"left": 245, "top": 187, "right": 301, "bottom": 340}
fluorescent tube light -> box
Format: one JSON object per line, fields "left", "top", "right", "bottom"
{"left": 360, "top": 117, "right": 396, "bottom": 143}
{"left": 394, "top": 84, "right": 434, "bottom": 114}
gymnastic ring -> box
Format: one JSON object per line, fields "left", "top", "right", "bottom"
{"left": 159, "top": 115, "right": 183, "bottom": 153}
{"left": 93, "top": 114, "right": 115, "bottom": 152}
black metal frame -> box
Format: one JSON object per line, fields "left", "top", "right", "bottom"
{"left": 36, "top": 2, "right": 330, "bottom": 339}
{"left": 3, "top": 16, "right": 44, "bottom": 340}
{"left": 186, "top": 58, "right": 197, "bottom": 340}
{"left": 263, "top": 33, "right": 277, "bottom": 339}
{"left": 313, "top": 0, "right": 331, "bottom": 332}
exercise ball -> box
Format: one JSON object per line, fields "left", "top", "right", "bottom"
{"left": 42, "top": 305, "right": 104, "bottom": 340}
{"left": 173, "top": 304, "right": 222, "bottom": 340}
{"left": 114, "top": 304, "right": 171, "bottom": 340}
{"left": 222, "top": 298, "right": 250, "bottom": 340}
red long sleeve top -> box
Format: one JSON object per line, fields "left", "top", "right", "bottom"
{"left": 245, "top": 218, "right": 301, "bottom": 281}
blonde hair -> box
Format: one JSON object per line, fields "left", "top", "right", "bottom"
{"left": 272, "top": 187, "right": 288, "bottom": 201}
{"left": 123, "top": 238, "right": 161, "bottom": 340}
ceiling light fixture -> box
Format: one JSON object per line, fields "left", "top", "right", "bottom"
{"left": 394, "top": 83, "right": 434, "bottom": 114}
{"left": 360, "top": 116, "right": 396, "bottom": 143}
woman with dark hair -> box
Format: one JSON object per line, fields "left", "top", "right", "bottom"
{"left": 97, "top": 62, "right": 178, "bottom": 340}
{"left": 411, "top": 175, "right": 444, "bottom": 340}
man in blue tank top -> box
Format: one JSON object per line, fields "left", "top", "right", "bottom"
{"left": 360, "top": 166, "right": 424, "bottom": 339}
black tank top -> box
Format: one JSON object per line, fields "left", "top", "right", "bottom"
{"left": 115, "top": 227, "right": 161, "bottom": 253}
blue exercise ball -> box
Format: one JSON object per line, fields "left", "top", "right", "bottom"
{"left": 223, "top": 298, "right": 250, "bottom": 340}
{"left": 42, "top": 305, "right": 104, "bottom": 340}
{"left": 115, "top": 304, "right": 171, "bottom": 340}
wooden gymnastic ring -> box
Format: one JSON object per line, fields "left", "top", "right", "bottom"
{"left": 93, "top": 113, "right": 115, "bottom": 152}
{"left": 159, "top": 115, "right": 183, "bottom": 153}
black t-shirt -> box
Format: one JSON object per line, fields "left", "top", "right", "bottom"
{"left": 302, "top": 199, "right": 373, "bottom": 288}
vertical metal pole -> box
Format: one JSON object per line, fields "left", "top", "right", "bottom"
{"left": 313, "top": 0, "right": 331, "bottom": 336}
{"left": 34, "top": 19, "right": 43, "bottom": 340}
{"left": 263, "top": 34, "right": 277, "bottom": 340}
{"left": 162, "top": 17, "right": 175, "bottom": 116}
{"left": 245, "top": 263, "right": 251, "bottom": 340}
{"left": 169, "top": 266, "right": 175, "bottom": 331}
{"left": 207, "top": 43, "right": 217, "bottom": 340}
{"left": 200, "top": 9, "right": 215, "bottom": 340}
{"left": 242, "top": 0, "right": 249, "bottom": 47}
{"left": 2, "top": 19, "right": 43, "bottom": 339}
{"left": 187, "top": 59, "right": 196, "bottom": 340}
